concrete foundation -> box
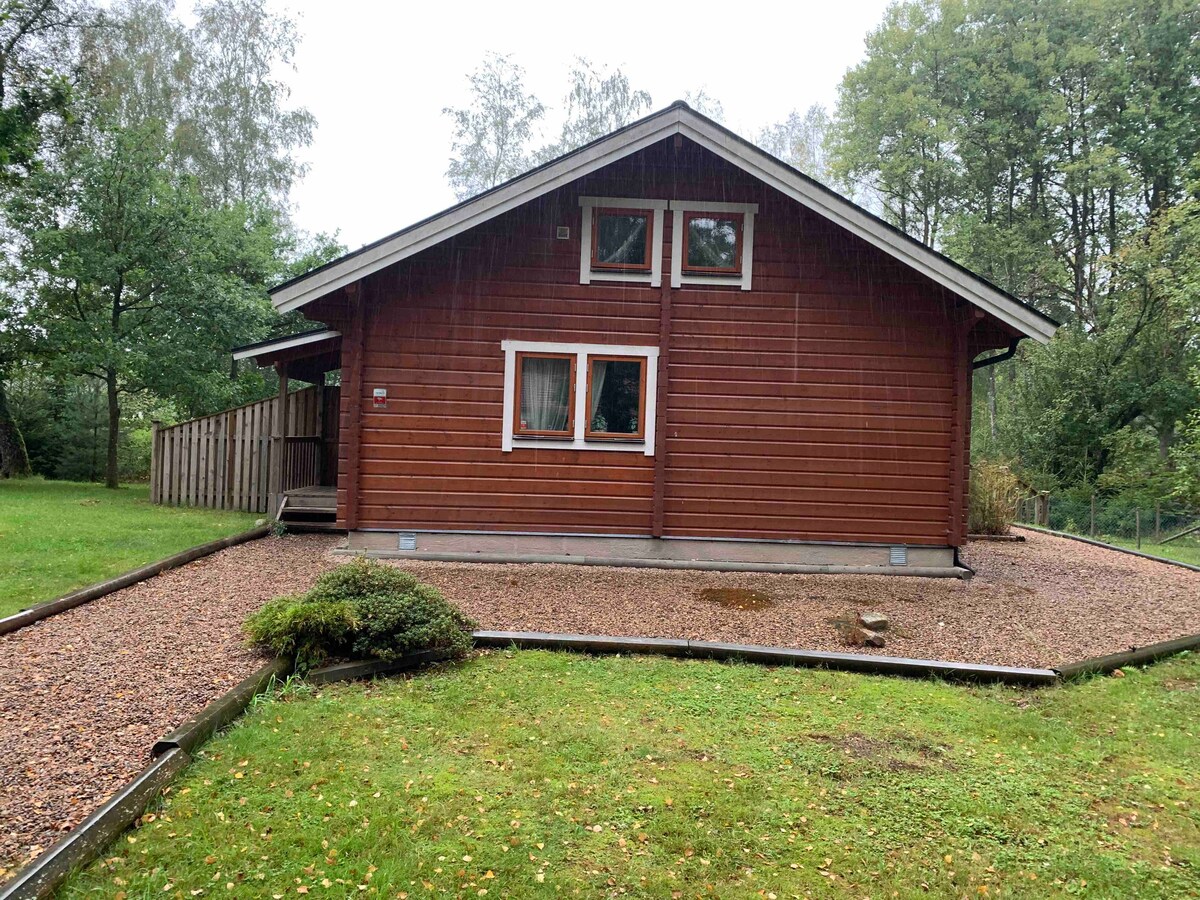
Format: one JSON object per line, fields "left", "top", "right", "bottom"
{"left": 342, "top": 531, "right": 965, "bottom": 577}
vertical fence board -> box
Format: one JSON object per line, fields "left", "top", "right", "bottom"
{"left": 149, "top": 385, "right": 325, "bottom": 514}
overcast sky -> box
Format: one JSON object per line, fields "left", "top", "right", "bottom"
{"left": 263, "top": 0, "right": 893, "bottom": 248}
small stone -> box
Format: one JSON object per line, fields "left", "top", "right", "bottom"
{"left": 841, "top": 626, "right": 885, "bottom": 649}
{"left": 857, "top": 611, "right": 889, "bottom": 631}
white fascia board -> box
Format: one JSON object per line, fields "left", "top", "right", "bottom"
{"left": 232, "top": 329, "right": 341, "bottom": 361}
{"left": 273, "top": 112, "right": 688, "bottom": 313}
{"left": 272, "top": 104, "right": 1054, "bottom": 345}
{"left": 674, "top": 118, "right": 1056, "bottom": 344}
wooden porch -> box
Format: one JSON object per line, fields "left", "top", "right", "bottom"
{"left": 149, "top": 329, "right": 343, "bottom": 522}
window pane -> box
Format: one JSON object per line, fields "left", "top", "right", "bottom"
{"left": 595, "top": 212, "right": 649, "bottom": 267}
{"left": 519, "top": 356, "right": 572, "bottom": 433}
{"left": 589, "top": 358, "right": 643, "bottom": 436}
{"left": 686, "top": 216, "right": 740, "bottom": 270}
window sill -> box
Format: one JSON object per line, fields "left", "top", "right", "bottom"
{"left": 509, "top": 438, "right": 649, "bottom": 454}
{"left": 585, "top": 269, "right": 656, "bottom": 285}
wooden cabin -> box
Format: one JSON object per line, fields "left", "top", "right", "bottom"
{"left": 234, "top": 102, "right": 1057, "bottom": 575}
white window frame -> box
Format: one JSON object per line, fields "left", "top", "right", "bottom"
{"left": 669, "top": 200, "right": 757, "bottom": 291}
{"left": 579, "top": 197, "right": 668, "bottom": 287}
{"left": 502, "top": 339, "right": 659, "bottom": 455}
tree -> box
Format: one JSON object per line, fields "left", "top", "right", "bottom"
{"left": 757, "top": 104, "right": 831, "bottom": 181}
{"left": 831, "top": 0, "right": 1200, "bottom": 498}
{"left": 5, "top": 121, "right": 277, "bottom": 487}
{"left": 683, "top": 88, "right": 724, "bottom": 122}
{"left": 0, "top": 0, "right": 88, "bottom": 477}
{"left": 443, "top": 53, "right": 544, "bottom": 201}
{"left": 187, "top": 0, "right": 315, "bottom": 209}
{"left": 539, "top": 57, "right": 651, "bottom": 160}
{"left": 79, "top": 0, "right": 314, "bottom": 212}
{"left": 830, "top": 0, "right": 965, "bottom": 246}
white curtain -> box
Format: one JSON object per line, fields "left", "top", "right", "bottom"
{"left": 589, "top": 359, "right": 608, "bottom": 428}
{"left": 521, "top": 357, "right": 571, "bottom": 431}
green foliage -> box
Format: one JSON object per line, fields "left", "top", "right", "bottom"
{"left": 968, "top": 460, "right": 1021, "bottom": 534}
{"left": 245, "top": 560, "right": 477, "bottom": 670}
{"left": 3, "top": 120, "right": 279, "bottom": 486}
{"left": 536, "top": 57, "right": 652, "bottom": 163}
{"left": 350, "top": 584, "right": 476, "bottom": 662}
{"left": 756, "top": 104, "right": 831, "bottom": 182}
{"left": 243, "top": 596, "right": 357, "bottom": 671}
{"left": 830, "top": 0, "right": 1200, "bottom": 502}
{"left": 443, "top": 53, "right": 545, "bottom": 201}
{"left": 61, "top": 650, "right": 1200, "bottom": 898}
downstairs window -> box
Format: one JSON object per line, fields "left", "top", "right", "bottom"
{"left": 501, "top": 340, "right": 659, "bottom": 455}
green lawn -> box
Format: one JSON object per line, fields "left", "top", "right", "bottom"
{"left": 0, "top": 478, "right": 260, "bottom": 619}
{"left": 1100, "top": 536, "right": 1200, "bottom": 567}
{"left": 61, "top": 650, "right": 1200, "bottom": 899}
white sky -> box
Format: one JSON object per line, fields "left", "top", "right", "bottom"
{"left": 267, "top": 0, "right": 892, "bottom": 249}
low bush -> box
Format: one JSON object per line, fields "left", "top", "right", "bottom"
{"left": 245, "top": 559, "right": 476, "bottom": 670}
{"left": 244, "top": 596, "right": 357, "bottom": 670}
{"left": 968, "top": 460, "right": 1022, "bottom": 535}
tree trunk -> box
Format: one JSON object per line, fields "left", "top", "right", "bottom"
{"left": 0, "top": 377, "right": 32, "bottom": 478}
{"left": 105, "top": 369, "right": 120, "bottom": 489}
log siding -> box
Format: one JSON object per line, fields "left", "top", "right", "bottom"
{"left": 309, "top": 138, "right": 1011, "bottom": 547}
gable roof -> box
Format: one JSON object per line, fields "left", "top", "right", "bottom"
{"left": 272, "top": 102, "right": 1058, "bottom": 344}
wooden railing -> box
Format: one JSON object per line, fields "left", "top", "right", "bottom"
{"left": 150, "top": 385, "right": 338, "bottom": 513}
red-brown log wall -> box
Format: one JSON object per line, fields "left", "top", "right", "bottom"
{"left": 308, "top": 138, "right": 1007, "bottom": 545}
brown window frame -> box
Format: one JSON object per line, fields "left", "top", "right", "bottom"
{"left": 513, "top": 351, "right": 576, "bottom": 438}
{"left": 584, "top": 353, "right": 648, "bottom": 442}
{"left": 590, "top": 207, "right": 654, "bottom": 272}
{"left": 681, "top": 211, "right": 744, "bottom": 275}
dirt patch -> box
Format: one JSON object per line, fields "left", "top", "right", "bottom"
{"left": 809, "top": 732, "right": 944, "bottom": 774}
{"left": 1162, "top": 678, "right": 1197, "bottom": 691}
{"left": 696, "top": 587, "right": 775, "bottom": 611}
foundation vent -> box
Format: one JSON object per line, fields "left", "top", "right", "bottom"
{"left": 889, "top": 546, "right": 908, "bottom": 566}
{"left": 398, "top": 532, "right": 417, "bottom": 551}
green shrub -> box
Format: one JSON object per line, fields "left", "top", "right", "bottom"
{"left": 244, "top": 596, "right": 357, "bottom": 670}
{"left": 351, "top": 583, "right": 476, "bottom": 661}
{"left": 244, "top": 559, "right": 476, "bottom": 670}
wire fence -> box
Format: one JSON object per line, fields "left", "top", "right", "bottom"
{"left": 1014, "top": 495, "right": 1200, "bottom": 549}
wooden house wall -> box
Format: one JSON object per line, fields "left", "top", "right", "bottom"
{"left": 309, "top": 138, "right": 1003, "bottom": 546}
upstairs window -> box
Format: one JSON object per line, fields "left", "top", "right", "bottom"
{"left": 586, "top": 355, "right": 647, "bottom": 440}
{"left": 514, "top": 352, "right": 575, "bottom": 437}
{"left": 578, "top": 197, "right": 668, "bottom": 287}
{"left": 683, "top": 212, "right": 743, "bottom": 274}
{"left": 669, "top": 200, "right": 757, "bottom": 290}
{"left": 592, "top": 209, "right": 652, "bottom": 271}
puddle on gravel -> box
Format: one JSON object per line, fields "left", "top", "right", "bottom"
{"left": 696, "top": 587, "right": 775, "bottom": 611}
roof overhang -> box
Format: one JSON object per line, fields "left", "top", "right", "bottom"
{"left": 270, "top": 104, "right": 1058, "bottom": 345}
{"left": 232, "top": 329, "right": 342, "bottom": 383}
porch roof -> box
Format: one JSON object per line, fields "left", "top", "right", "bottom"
{"left": 232, "top": 328, "right": 342, "bottom": 383}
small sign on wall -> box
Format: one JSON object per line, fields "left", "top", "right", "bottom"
{"left": 372, "top": 388, "right": 387, "bottom": 409}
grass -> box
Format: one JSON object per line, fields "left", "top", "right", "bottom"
{"left": 0, "top": 478, "right": 260, "bottom": 618}
{"left": 61, "top": 649, "right": 1200, "bottom": 899}
{"left": 1099, "top": 536, "right": 1200, "bottom": 567}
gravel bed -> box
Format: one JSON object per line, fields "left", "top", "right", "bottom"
{"left": 3, "top": 526, "right": 1197, "bottom": 878}
{"left": 398, "top": 528, "right": 1199, "bottom": 670}
{"left": 0, "top": 533, "right": 334, "bottom": 877}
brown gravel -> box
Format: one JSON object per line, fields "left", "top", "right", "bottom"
{"left": 2, "top": 526, "right": 1197, "bottom": 877}
{"left": 398, "top": 528, "right": 1199, "bottom": 670}
{"left": 0, "top": 534, "right": 334, "bottom": 876}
